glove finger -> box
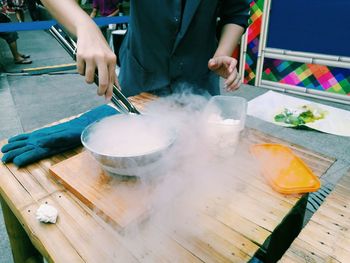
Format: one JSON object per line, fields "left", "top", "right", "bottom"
{"left": 1, "top": 141, "right": 27, "bottom": 153}
{"left": 8, "top": 133, "right": 29, "bottom": 143}
{"left": 13, "top": 148, "right": 48, "bottom": 167}
{"left": 1, "top": 145, "right": 34, "bottom": 163}
{"left": 12, "top": 145, "right": 74, "bottom": 167}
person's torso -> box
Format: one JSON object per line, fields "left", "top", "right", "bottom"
{"left": 119, "top": 0, "right": 221, "bottom": 96}
{"left": 96, "top": 0, "right": 119, "bottom": 16}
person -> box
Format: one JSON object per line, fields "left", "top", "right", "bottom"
{"left": 0, "top": 12, "right": 32, "bottom": 64}
{"left": 6, "top": 0, "right": 25, "bottom": 22}
{"left": 27, "top": 0, "right": 42, "bottom": 21}
{"left": 90, "top": 0, "right": 120, "bottom": 18}
{"left": 0, "top": 0, "right": 6, "bottom": 12}
{"left": 90, "top": 0, "right": 121, "bottom": 41}
{"left": 0, "top": 0, "right": 250, "bottom": 167}
{"left": 41, "top": 0, "right": 250, "bottom": 99}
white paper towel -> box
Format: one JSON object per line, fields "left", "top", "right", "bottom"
{"left": 36, "top": 204, "right": 58, "bottom": 224}
{"left": 247, "top": 91, "right": 350, "bottom": 137}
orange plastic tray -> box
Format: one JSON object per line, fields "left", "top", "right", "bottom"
{"left": 250, "top": 144, "right": 321, "bottom": 194}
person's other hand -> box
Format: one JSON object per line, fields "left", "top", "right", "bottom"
{"left": 76, "top": 25, "right": 119, "bottom": 100}
{"left": 208, "top": 56, "right": 241, "bottom": 91}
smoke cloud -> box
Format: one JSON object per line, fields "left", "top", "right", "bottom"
{"left": 89, "top": 89, "right": 259, "bottom": 261}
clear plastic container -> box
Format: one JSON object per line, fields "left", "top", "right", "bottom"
{"left": 202, "top": 95, "right": 247, "bottom": 157}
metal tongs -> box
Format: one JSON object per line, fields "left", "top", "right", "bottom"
{"left": 49, "top": 25, "right": 140, "bottom": 115}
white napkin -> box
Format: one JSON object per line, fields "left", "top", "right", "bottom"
{"left": 247, "top": 91, "right": 350, "bottom": 137}
{"left": 36, "top": 204, "right": 58, "bottom": 224}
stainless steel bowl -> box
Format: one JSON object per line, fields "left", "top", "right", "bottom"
{"left": 81, "top": 114, "right": 176, "bottom": 177}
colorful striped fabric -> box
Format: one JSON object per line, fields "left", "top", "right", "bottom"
{"left": 243, "top": 0, "right": 264, "bottom": 85}
{"left": 262, "top": 58, "right": 350, "bottom": 95}
{"left": 242, "top": 0, "right": 350, "bottom": 98}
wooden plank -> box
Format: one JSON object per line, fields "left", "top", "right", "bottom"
{"left": 0, "top": 140, "right": 54, "bottom": 203}
{"left": 26, "top": 162, "right": 64, "bottom": 194}
{"left": 6, "top": 163, "right": 57, "bottom": 201}
{"left": 224, "top": 193, "right": 289, "bottom": 231}
{"left": 281, "top": 171, "right": 350, "bottom": 262}
{"left": 49, "top": 192, "right": 202, "bottom": 263}
{"left": 310, "top": 211, "right": 350, "bottom": 234}
{"left": 114, "top": 223, "right": 204, "bottom": 263}
{"left": 232, "top": 165, "right": 301, "bottom": 205}
{"left": 34, "top": 192, "right": 138, "bottom": 263}
{"left": 280, "top": 238, "right": 340, "bottom": 263}
{"left": 316, "top": 202, "right": 350, "bottom": 223}
{"left": 203, "top": 203, "right": 270, "bottom": 246}
{"left": 230, "top": 168, "right": 300, "bottom": 210}
{"left": 298, "top": 221, "right": 350, "bottom": 255}
{"left": 336, "top": 174, "right": 350, "bottom": 187}
{"left": 18, "top": 201, "right": 86, "bottom": 263}
{"left": 128, "top": 92, "right": 158, "bottom": 109}
{"left": 197, "top": 168, "right": 298, "bottom": 233}
{"left": 332, "top": 182, "right": 350, "bottom": 198}
{"left": 0, "top": 161, "right": 34, "bottom": 211}
{"left": 279, "top": 254, "right": 306, "bottom": 263}
{"left": 49, "top": 151, "right": 152, "bottom": 230}
{"left": 323, "top": 188, "right": 350, "bottom": 207}
{"left": 156, "top": 212, "right": 256, "bottom": 262}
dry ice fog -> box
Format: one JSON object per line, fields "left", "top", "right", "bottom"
{"left": 86, "top": 90, "right": 263, "bottom": 260}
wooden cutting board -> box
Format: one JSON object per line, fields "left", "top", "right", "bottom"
{"left": 49, "top": 151, "right": 152, "bottom": 230}
{"left": 48, "top": 92, "right": 158, "bottom": 231}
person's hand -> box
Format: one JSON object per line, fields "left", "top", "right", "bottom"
{"left": 90, "top": 9, "right": 97, "bottom": 18}
{"left": 208, "top": 56, "right": 241, "bottom": 91}
{"left": 76, "top": 24, "right": 119, "bottom": 100}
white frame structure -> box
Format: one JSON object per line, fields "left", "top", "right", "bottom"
{"left": 239, "top": 0, "right": 350, "bottom": 105}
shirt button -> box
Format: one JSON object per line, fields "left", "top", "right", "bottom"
{"left": 174, "top": 17, "right": 179, "bottom": 23}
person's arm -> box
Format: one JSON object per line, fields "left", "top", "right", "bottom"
{"left": 41, "top": 0, "right": 118, "bottom": 100}
{"left": 90, "top": 8, "right": 97, "bottom": 18}
{"left": 208, "top": 0, "right": 250, "bottom": 91}
{"left": 90, "top": 0, "right": 98, "bottom": 18}
{"left": 208, "top": 24, "right": 244, "bottom": 91}
{"left": 107, "top": 7, "right": 119, "bottom": 17}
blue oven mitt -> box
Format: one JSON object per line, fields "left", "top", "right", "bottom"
{"left": 1, "top": 104, "right": 118, "bottom": 167}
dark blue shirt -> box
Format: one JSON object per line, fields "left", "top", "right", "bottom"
{"left": 119, "top": 0, "right": 250, "bottom": 96}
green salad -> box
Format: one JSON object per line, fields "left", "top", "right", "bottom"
{"left": 274, "top": 105, "right": 326, "bottom": 126}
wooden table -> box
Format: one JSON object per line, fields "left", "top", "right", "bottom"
{"left": 280, "top": 170, "right": 350, "bottom": 263}
{"left": 0, "top": 93, "right": 336, "bottom": 263}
